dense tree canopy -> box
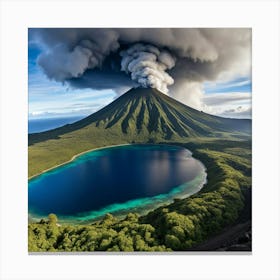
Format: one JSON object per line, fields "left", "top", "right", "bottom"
{"left": 29, "top": 140, "right": 251, "bottom": 252}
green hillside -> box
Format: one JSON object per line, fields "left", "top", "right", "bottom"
{"left": 28, "top": 88, "right": 251, "bottom": 177}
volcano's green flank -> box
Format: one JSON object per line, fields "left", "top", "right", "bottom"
{"left": 28, "top": 88, "right": 251, "bottom": 177}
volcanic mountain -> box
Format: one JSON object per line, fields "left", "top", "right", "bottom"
{"left": 29, "top": 88, "right": 251, "bottom": 144}
{"left": 28, "top": 88, "right": 251, "bottom": 176}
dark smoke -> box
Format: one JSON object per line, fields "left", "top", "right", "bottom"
{"left": 30, "top": 28, "right": 251, "bottom": 108}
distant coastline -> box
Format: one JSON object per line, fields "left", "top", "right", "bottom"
{"left": 28, "top": 116, "right": 85, "bottom": 134}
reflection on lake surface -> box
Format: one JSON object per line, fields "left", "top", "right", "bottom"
{"left": 29, "top": 144, "right": 206, "bottom": 222}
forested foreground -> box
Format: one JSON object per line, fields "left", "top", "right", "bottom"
{"left": 28, "top": 140, "right": 251, "bottom": 252}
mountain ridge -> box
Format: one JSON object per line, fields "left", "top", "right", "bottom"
{"left": 29, "top": 88, "right": 251, "bottom": 145}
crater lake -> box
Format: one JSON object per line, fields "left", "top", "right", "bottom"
{"left": 28, "top": 144, "right": 206, "bottom": 223}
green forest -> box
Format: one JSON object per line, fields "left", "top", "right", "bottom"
{"left": 29, "top": 139, "right": 251, "bottom": 252}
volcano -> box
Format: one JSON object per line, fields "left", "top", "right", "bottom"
{"left": 28, "top": 87, "right": 251, "bottom": 177}
{"left": 29, "top": 88, "right": 251, "bottom": 144}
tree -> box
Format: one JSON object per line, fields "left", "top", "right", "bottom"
{"left": 165, "top": 234, "right": 181, "bottom": 250}
{"left": 48, "top": 213, "right": 58, "bottom": 225}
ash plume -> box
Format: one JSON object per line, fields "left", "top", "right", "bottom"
{"left": 30, "top": 28, "right": 251, "bottom": 109}
{"left": 120, "top": 43, "right": 176, "bottom": 93}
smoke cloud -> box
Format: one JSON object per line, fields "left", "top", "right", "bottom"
{"left": 120, "top": 43, "right": 176, "bottom": 93}
{"left": 30, "top": 28, "right": 251, "bottom": 109}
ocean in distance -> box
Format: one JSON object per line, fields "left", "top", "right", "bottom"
{"left": 28, "top": 116, "right": 84, "bottom": 133}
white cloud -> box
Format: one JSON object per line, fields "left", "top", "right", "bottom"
{"left": 202, "top": 92, "right": 251, "bottom": 119}
{"left": 220, "top": 106, "right": 252, "bottom": 119}
{"left": 169, "top": 80, "right": 204, "bottom": 110}
{"left": 203, "top": 92, "right": 251, "bottom": 106}
{"left": 29, "top": 90, "right": 115, "bottom": 119}
{"left": 204, "top": 79, "right": 251, "bottom": 91}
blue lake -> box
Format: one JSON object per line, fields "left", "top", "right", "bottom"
{"left": 28, "top": 144, "right": 206, "bottom": 222}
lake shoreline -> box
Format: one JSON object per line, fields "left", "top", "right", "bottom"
{"left": 28, "top": 143, "right": 207, "bottom": 224}
{"left": 28, "top": 170, "right": 207, "bottom": 225}
{"left": 28, "top": 142, "right": 195, "bottom": 180}
{"left": 28, "top": 143, "right": 132, "bottom": 180}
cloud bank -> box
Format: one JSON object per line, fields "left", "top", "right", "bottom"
{"left": 202, "top": 92, "right": 251, "bottom": 118}
{"left": 30, "top": 28, "right": 251, "bottom": 110}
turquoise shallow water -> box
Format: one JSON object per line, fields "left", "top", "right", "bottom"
{"left": 28, "top": 144, "right": 207, "bottom": 223}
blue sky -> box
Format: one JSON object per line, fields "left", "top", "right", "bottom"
{"left": 204, "top": 78, "right": 251, "bottom": 94}
{"left": 29, "top": 43, "right": 252, "bottom": 119}
{"left": 29, "top": 45, "right": 116, "bottom": 119}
